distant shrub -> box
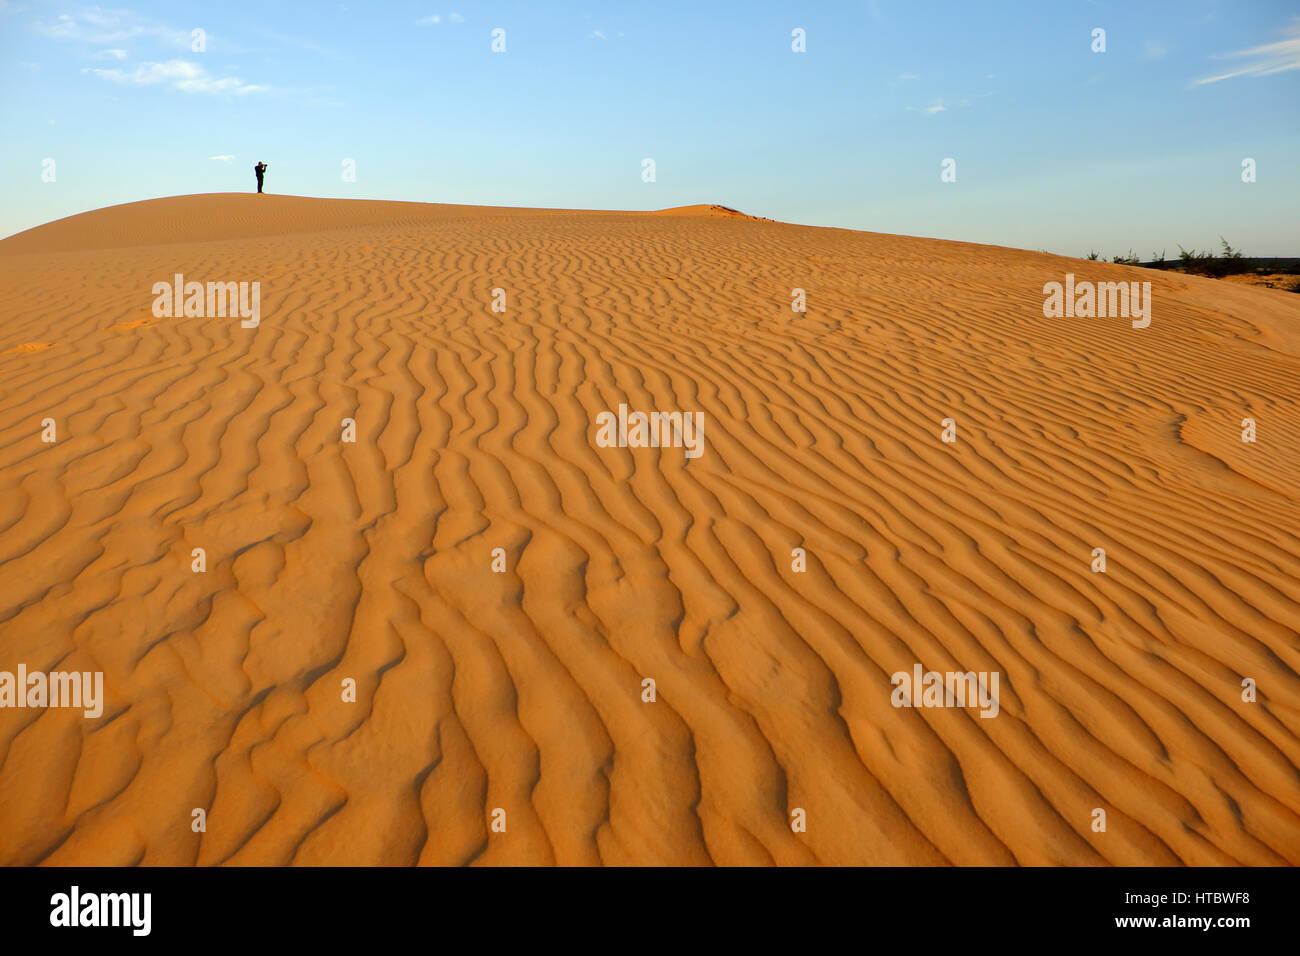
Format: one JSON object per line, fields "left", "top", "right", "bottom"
{"left": 1167, "top": 241, "right": 1250, "bottom": 277}
{"left": 1085, "top": 242, "right": 1264, "bottom": 277}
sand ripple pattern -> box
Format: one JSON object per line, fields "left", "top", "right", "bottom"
{"left": 0, "top": 195, "right": 1297, "bottom": 865}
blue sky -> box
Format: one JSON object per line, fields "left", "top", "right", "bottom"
{"left": 2, "top": 0, "right": 1298, "bottom": 255}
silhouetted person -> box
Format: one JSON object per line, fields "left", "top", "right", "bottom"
{"left": 254, "top": 161, "right": 268, "bottom": 194}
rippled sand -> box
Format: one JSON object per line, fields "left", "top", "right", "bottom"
{"left": 1, "top": 194, "right": 1297, "bottom": 865}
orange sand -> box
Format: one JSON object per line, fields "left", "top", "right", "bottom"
{"left": 0, "top": 194, "right": 1297, "bottom": 865}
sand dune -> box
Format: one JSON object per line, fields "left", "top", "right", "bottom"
{"left": 0, "top": 194, "right": 1297, "bottom": 865}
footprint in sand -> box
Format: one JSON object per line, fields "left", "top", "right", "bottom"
{"left": 106, "top": 318, "right": 159, "bottom": 332}
{"left": 2, "top": 341, "right": 54, "bottom": 354}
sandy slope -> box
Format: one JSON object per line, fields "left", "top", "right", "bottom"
{"left": 0, "top": 194, "right": 1297, "bottom": 866}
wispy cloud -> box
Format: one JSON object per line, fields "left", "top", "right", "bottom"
{"left": 84, "top": 59, "right": 268, "bottom": 95}
{"left": 418, "top": 14, "right": 440, "bottom": 24}
{"left": 588, "top": 29, "right": 606, "bottom": 40}
{"left": 418, "top": 12, "right": 464, "bottom": 25}
{"left": 906, "top": 100, "right": 947, "bottom": 115}
{"left": 1143, "top": 40, "right": 1167, "bottom": 61}
{"left": 1194, "top": 19, "right": 1300, "bottom": 85}
{"left": 33, "top": 7, "right": 191, "bottom": 47}
{"left": 209, "top": 154, "right": 235, "bottom": 162}
{"left": 37, "top": 9, "right": 281, "bottom": 94}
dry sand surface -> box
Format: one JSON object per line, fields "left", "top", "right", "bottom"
{"left": 1, "top": 193, "right": 1298, "bottom": 866}
{"left": 1221, "top": 273, "right": 1300, "bottom": 295}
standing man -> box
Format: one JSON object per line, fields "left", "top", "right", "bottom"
{"left": 254, "top": 161, "right": 268, "bottom": 194}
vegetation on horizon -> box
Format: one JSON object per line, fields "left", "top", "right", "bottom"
{"left": 1079, "top": 238, "right": 1300, "bottom": 281}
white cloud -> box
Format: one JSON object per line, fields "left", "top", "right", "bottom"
{"left": 96, "top": 48, "right": 128, "bottom": 59}
{"left": 450, "top": 12, "right": 464, "bottom": 23}
{"left": 85, "top": 59, "right": 268, "bottom": 95}
{"left": 418, "top": 14, "right": 440, "bottom": 24}
{"left": 588, "top": 29, "right": 606, "bottom": 40}
{"left": 33, "top": 6, "right": 190, "bottom": 47}
{"left": 1194, "top": 19, "right": 1300, "bottom": 85}
{"left": 1143, "top": 40, "right": 1167, "bottom": 60}
{"left": 898, "top": 73, "right": 918, "bottom": 81}
{"left": 209, "top": 154, "right": 235, "bottom": 162}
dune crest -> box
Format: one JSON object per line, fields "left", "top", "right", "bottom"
{"left": 650, "top": 204, "right": 754, "bottom": 219}
{"left": 1, "top": 195, "right": 1297, "bottom": 866}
